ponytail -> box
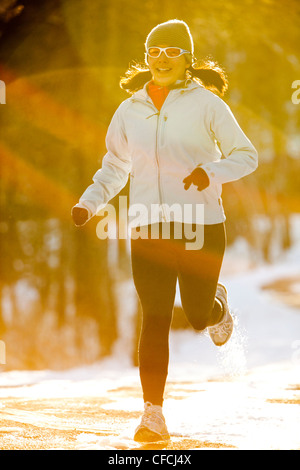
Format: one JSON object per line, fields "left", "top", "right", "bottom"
{"left": 188, "top": 59, "right": 228, "bottom": 96}
{"left": 120, "top": 63, "right": 152, "bottom": 94}
{"left": 120, "top": 58, "right": 228, "bottom": 96}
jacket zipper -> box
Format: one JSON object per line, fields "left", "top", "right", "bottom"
{"left": 160, "top": 113, "right": 168, "bottom": 147}
{"left": 131, "top": 87, "right": 194, "bottom": 221}
{"left": 155, "top": 111, "right": 167, "bottom": 222}
{"left": 131, "top": 96, "right": 169, "bottom": 222}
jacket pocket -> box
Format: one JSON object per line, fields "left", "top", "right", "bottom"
{"left": 203, "top": 181, "right": 222, "bottom": 203}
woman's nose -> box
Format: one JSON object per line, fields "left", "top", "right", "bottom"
{"left": 157, "top": 52, "right": 169, "bottom": 62}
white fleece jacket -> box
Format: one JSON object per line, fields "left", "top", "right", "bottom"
{"left": 76, "top": 80, "right": 258, "bottom": 226}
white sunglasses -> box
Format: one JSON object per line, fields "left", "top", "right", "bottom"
{"left": 146, "top": 46, "right": 191, "bottom": 59}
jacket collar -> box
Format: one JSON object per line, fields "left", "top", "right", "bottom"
{"left": 132, "top": 78, "right": 202, "bottom": 102}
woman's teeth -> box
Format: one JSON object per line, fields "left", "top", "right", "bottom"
{"left": 157, "top": 68, "right": 171, "bottom": 72}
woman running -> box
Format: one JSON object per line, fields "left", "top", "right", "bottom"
{"left": 71, "top": 19, "right": 258, "bottom": 442}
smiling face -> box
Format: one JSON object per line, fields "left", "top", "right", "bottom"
{"left": 147, "top": 45, "right": 190, "bottom": 87}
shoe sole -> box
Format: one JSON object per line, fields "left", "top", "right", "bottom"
{"left": 134, "top": 426, "right": 170, "bottom": 443}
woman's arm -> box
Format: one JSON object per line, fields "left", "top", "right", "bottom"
{"left": 73, "top": 102, "right": 131, "bottom": 222}
{"left": 200, "top": 96, "right": 258, "bottom": 186}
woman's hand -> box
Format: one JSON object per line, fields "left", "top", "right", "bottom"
{"left": 183, "top": 167, "right": 210, "bottom": 191}
{"left": 71, "top": 206, "right": 89, "bottom": 226}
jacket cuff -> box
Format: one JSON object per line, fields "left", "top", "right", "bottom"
{"left": 196, "top": 164, "right": 212, "bottom": 185}
{"left": 74, "top": 201, "right": 94, "bottom": 219}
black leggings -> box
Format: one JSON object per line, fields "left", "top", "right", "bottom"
{"left": 131, "top": 222, "right": 226, "bottom": 406}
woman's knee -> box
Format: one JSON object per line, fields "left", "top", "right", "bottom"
{"left": 141, "top": 311, "right": 172, "bottom": 336}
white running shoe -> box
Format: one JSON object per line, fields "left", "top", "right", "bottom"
{"left": 208, "top": 283, "right": 234, "bottom": 346}
{"left": 134, "top": 402, "right": 170, "bottom": 442}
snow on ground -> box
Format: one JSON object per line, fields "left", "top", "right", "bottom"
{"left": 0, "top": 238, "right": 300, "bottom": 449}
